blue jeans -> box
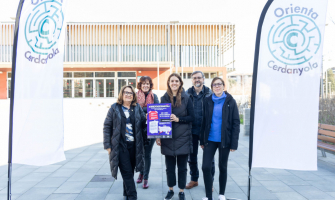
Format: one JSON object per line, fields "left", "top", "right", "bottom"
{"left": 140, "top": 139, "right": 155, "bottom": 180}
{"left": 188, "top": 134, "right": 215, "bottom": 182}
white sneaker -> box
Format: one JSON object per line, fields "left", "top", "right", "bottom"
{"left": 218, "top": 195, "right": 226, "bottom": 200}
{"left": 202, "top": 198, "right": 208, "bottom": 200}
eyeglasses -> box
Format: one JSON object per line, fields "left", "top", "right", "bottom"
{"left": 212, "top": 83, "right": 223, "bottom": 87}
{"left": 124, "top": 91, "right": 134, "bottom": 96}
{"left": 192, "top": 77, "right": 203, "bottom": 80}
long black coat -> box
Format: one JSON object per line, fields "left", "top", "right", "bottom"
{"left": 160, "top": 91, "right": 193, "bottom": 156}
{"left": 103, "top": 103, "right": 147, "bottom": 179}
{"left": 200, "top": 92, "right": 240, "bottom": 150}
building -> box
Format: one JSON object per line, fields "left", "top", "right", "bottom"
{"left": 0, "top": 22, "right": 235, "bottom": 99}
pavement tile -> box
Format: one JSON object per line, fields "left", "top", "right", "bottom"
{"left": 290, "top": 185, "right": 335, "bottom": 199}
{"left": 49, "top": 168, "right": 78, "bottom": 178}
{"left": 34, "top": 177, "right": 68, "bottom": 188}
{"left": 62, "top": 162, "right": 86, "bottom": 169}
{"left": 54, "top": 181, "right": 88, "bottom": 193}
{"left": 273, "top": 192, "right": 307, "bottom": 200}
{"left": 241, "top": 186, "right": 278, "bottom": 199}
{"left": 46, "top": 194, "right": 78, "bottom": 200}
{"left": 67, "top": 172, "right": 96, "bottom": 182}
{"left": 85, "top": 181, "right": 113, "bottom": 188}
{"left": 259, "top": 180, "right": 295, "bottom": 193}
{"left": 274, "top": 175, "right": 311, "bottom": 186}
{"left": 34, "top": 165, "right": 62, "bottom": 173}
{"left": 307, "top": 179, "right": 335, "bottom": 192}
{"left": 16, "top": 187, "right": 57, "bottom": 200}
{"left": 75, "top": 188, "right": 109, "bottom": 200}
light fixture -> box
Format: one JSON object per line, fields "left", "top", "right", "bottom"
{"left": 0, "top": 71, "right": 3, "bottom": 74}
{"left": 139, "top": 71, "right": 141, "bottom": 73}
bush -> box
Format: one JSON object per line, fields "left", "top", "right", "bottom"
{"left": 240, "top": 114, "right": 244, "bottom": 125}
{"left": 319, "top": 97, "right": 335, "bottom": 125}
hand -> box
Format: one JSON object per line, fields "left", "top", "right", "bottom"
{"left": 156, "top": 138, "right": 161, "bottom": 146}
{"left": 146, "top": 113, "right": 148, "bottom": 119}
{"left": 106, "top": 148, "right": 111, "bottom": 154}
{"left": 200, "top": 145, "right": 204, "bottom": 149}
{"left": 170, "top": 114, "right": 179, "bottom": 122}
{"left": 230, "top": 149, "right": 236, "bottom": 152}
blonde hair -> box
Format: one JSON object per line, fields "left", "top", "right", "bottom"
{"left": 117, "top": 85, "right": 137, "bottom": 107}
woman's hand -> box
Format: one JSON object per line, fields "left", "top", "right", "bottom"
{"left": 146, "top": 113, "right": 148, "bottom": 119}
{"left": 170, "top": 114, "right": 179, "bottom": 122}
{"left": 106, "top": 148, "right": 111, "bottom": 154}
{"left": 230, "top": 149, "right": 236, "bottom": 152}
{"left": 156, "top": 138, "right": 161, "bottom": 146}
{"left": 201, "top": 145, "right": 204, "bottom": 149}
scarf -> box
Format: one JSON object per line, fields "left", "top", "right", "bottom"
{"left": 137, "top": 89, "right": 155, "bottom": 108}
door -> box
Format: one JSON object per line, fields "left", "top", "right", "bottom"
{"left": 85, "top": 79, "right": 93, "bottom": 98}
{"left": 95, "top": 79, "right": 104, "bottom": 97}
{"left": 106, "top": 79, "right": 115, "bottom": 97}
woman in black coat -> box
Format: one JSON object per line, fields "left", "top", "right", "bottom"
{"left": 103, "top": 85, "right": 147, "bottom": 200}
{"left": 200, "top": 77, "right": 240, "bottom": 200}
{"left": 156, "top": 73, "right": 194, "bottom": 200}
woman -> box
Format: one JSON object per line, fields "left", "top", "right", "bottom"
{"left": 103, "top": 85, "right": 147, "bottom": 200}
{"left": 156, "top": 73, "right": 194, "bottom": 200}
{"left": 200, "top": 77, "right": 240, "bottom": 200}
{"left": 136, "top": 76, "right": 159, "bottom": 189}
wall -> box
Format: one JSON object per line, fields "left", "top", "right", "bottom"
{"left": 0, "top": 69, "right": 9, "bottom": 99}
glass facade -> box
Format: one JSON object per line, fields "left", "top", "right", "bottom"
{"left": 62, "top": 71, "right": 135, "bottom": 98}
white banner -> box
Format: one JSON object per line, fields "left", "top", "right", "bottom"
{"left": 12, "top": 0, "right": 67, "bottom": 166}
{"left": 252, "top": 0, "right": 328, "bottom": 170}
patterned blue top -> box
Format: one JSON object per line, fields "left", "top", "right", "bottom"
{"left": 122, "top": 106, "right": 134, "bottom": 142}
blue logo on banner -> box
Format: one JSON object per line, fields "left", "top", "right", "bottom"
{"left": 25, "top": 0, "right": 64, "bottom": 55}
{"left": 268, "top": 15, "right": 321, "bottom": 65}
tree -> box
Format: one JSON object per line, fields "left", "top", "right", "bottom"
{"left": 327, "top": 68, "right": 335, "bottom": 94}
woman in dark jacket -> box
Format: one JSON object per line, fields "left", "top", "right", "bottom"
{"left": 200, "top": 77, "right": 240, "bottom": 200}
{"left": 136, "top": 76, "right": 159, "bottom": 188}
{"left": 156, "top": 73, "right": 194, "bottom": 200}
{"left": 103, "top": 85, "right": 147, "bottom": 200}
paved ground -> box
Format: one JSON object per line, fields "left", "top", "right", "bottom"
{"left": 0, "top": 125, "right": 335, "bottom": 200}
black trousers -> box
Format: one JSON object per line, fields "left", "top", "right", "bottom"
{"left": 140, "top": 139, "right": 155, "bottom": 179}
{"left": 188, "top": 134, "right": 215, "bottom": 182}
{"left": 165, "top": 154, "right": 188, "bottom": 189}
{"left": 202, "top": 141, "right": 230, "bottom": 199}
{"left": 119, "top": 141, "right": 137, "bottom": 200}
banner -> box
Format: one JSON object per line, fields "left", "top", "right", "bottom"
{"left": 147, "top": 104, "right": 172, "bottom": 138}
{"left": 12, "top": 0, "right": 67, "bottom": 166}
{"left": 252, "top": 0, "right": 328, "bottom": 170}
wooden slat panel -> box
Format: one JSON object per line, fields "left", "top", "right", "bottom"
{"left": 318, "top": 135, "right": 335, "bottom": 144}
{"left": 318, "top": 141, "right": 335, "bottom": 151}
{"left": 321, "top": 124, "right": 335, "bottom": 131}
{"left": 318, "top": 129, "right": 335, "bottom": 137}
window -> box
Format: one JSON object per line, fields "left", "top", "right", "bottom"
{"left": 118, "top": 72, "right": 136, "bottom": 77}
{"left": 63, "top": 72, "right": 72, "bottom": 78}
{"left": 7, "top": 72, "right": 11, "bottom": 98}
{"left": 74, "top": 72, "right": 94, "bottom": 78}
{"left": 204, "top": 73, "right": 209, "bottom": 79}
{"left": 210, "top": 73, "right": 217, "bottom": 79}
{"left": 95, "top": 72, "right": 115, "bottom": 77}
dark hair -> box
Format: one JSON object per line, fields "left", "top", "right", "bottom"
{"left": 191, "top": 71, "right": 205, "bottom": 78}
{"left": 117, "top": 85, "right": 137, "bottom": 107}
{"left": 167, "top": 73, "right": 184, "bottom": 107}
{"left": 211, "top": 77, "right": 225, "bottom": 90}
{"left": 137, "top": 76, "right": 154, "bottom": 90}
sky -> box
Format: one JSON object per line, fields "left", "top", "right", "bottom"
{"left": 0, "top": 0, "right": 334, "bottom": 72}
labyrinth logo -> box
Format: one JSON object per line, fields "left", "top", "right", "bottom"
{"left": 24, "top": 0, "right": 64, "bottom": 64}
{"left": 267, "top": 5, "right": 321, "bottom": 76}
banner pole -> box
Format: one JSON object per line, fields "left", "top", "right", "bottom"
{"left": 248, "top": 0, "right": 273, "bottom": 199}
{"left": 7, "top": 1, "right": 25, "bottom": 200}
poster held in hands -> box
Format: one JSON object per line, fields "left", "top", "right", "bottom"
{"left": 147, "top": 104, "right": 172, "bottom": 138}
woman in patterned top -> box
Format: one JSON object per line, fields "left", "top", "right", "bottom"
{"left": 103, "top": 85, "right": 147, "bottom": 200}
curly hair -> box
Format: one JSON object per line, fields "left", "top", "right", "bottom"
{"left": 137, "top": 76, "right": 154, "bottom": 90}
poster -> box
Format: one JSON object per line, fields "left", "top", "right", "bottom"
{"left": 147, "top": 104, "right": 172, "bottom": 138}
